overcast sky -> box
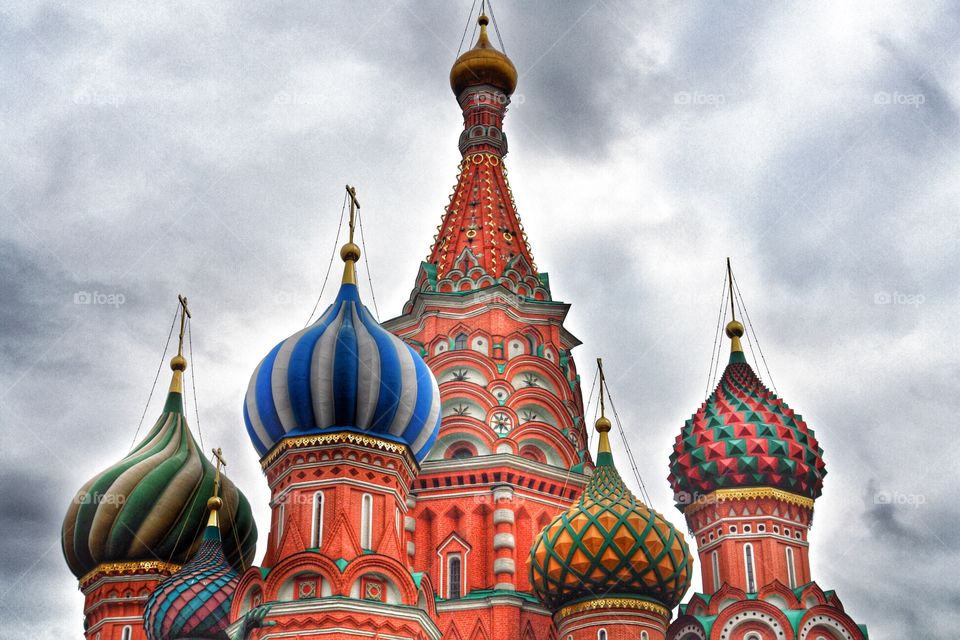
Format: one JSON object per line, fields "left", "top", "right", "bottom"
{"left": 1, "top": 1, "right": 958, "bottom": 638}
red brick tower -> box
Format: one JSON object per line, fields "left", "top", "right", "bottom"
{"left": 383, "top": 14, "right": 591, "bottom": 640}
{"left": 61, "top": 297, "right": 257, "bottom": 640}
{"left": 665, "top": 266, "right": 867, "bottom": 640}
{"left": 232, "top": 204, "right": 444, "bottom": 639}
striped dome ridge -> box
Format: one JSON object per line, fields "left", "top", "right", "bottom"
{"left": 144, "top": 524, "right": 239, "bottom": 640}
{"left": 61, "top": 391, "right": 257, "bottom": 579}
{"left": 668, "top": 357, "right": 826, "bottom": 507}
{"left": 244, "top": 282, "right": 442, "bottom": 463}
{"left": 529, "top": 452, "right": 693, "bottom": 611}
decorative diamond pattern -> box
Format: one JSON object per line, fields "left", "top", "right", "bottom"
{"left": 668, "top": 361, "right": 826, "bottom": 505}
{"left": 529, "top": 461, "right": 692, "bottom": 610}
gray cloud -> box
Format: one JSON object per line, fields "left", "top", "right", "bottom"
{"left": 1, "top": 1, "right": 958, "bottom": 638}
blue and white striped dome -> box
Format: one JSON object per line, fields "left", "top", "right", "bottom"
{"left": 244, "top": 282, "right": 441, "bottom": 462}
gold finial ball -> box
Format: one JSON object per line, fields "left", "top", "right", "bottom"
{"left": 207, "top": 496, "right": 223, "bottom": 512}
{"left": 478, "top": 14, "right": 489, "bottom": 26}
{"left": 341, "top": 242, "right": 361, "bottom": 262}
{"left": 725, "top": 320, "right": 745, "bottom": 339}
{"left": 170, "top": 354, "right": 187, "bottom": 371}
{"left": 595, "top": 415, "right": 612, "bottom": 433}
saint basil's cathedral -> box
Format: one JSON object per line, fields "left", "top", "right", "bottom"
{"left": 61, "top": 12, "right": 869, "bottom": 640}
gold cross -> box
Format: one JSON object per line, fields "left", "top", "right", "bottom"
{"left": 726, "top": 257, "right": 736, "bottom": 322}
{"left": 211, "top": 447, "right": 226, "bottom": 499}
{"left": 176, "top": 294, "right": 191, "bottom": 358}
{"left": 346, "top": 184, "right": 360, "bottom": 244}
{"left": 596, "top": 357, "right": 607, "bottom": 419}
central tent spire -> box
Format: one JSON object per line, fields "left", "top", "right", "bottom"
{"left": 427, "top": 13, "right": 539, "bottom": 286}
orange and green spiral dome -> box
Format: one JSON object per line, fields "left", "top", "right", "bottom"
{"left": 530, "top": 416, "right": 693, "bottom": 612}
{"left": 668, "top": 321, "right": 827, "bottom": 508}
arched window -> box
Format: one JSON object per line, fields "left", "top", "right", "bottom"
{"left": 641, "top": 632, "right": 649, "bottom": 640}
{"left": 360, "top": 494, "right": 373, "bottom": 549}
{"left": 311, "top": 492, "right": 324, "bottom": 548}
{"left": 447, "top": 553, "right": 462, "bottom": 599}
{"left": 711, "top": 550, "right": 721, "bottom": 592}
{"left": 786, "top": 546, "right": 797, "bottom": 588}
{"left": 744, "top": 543, "right": 757, "bottom": 593}
{"left": 451, "top": 447, "right": 473, "bottom": 459}
{"left": 597, "top": 629, "right": 608, "bottom": 640}
{"left": 525, "top": 332, "right": 537, "bottom": 354}
{"left": 121, "top": 627, "right": 132, "bottom": 640}
{"left": 454, "top": 333, "right": 468, "bottom": 350}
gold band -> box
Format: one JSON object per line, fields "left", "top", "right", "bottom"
{"left": 260, "top": 431, "right": 417, "bottom": 470}
{"left": 557, "top": 597, "right": 670, "bottom": 621}
{"left": 683, "top": 487, "right": 814, "bottom": 515}
{"left": 79, "top": 560, "right": 181, "bottom": 588}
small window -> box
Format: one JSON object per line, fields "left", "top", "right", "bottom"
{"left": 451, "top": 447, "right": 473, "bottom": 459}
{"left": 276, "top": 501, "right": 285, "bottom": 548}
{"left": 598, "top": 629, "right": 608, "bottom": 640}
{"left": 743, "top": 524, "right": 752, "bottom": 533}
{"left": 312, "top": 492, "right": 324, "bottom": 548}
{"left": 447, "top": 553, "right": 462, "bottom": 599}
{"left": 786, "top": 547, "right": 797, "bottom": 589}
{"left": 709, "top": 532, "right": 715, "bottom": 541}
{"left": 454, "top": 333, "right": 468, "bottom": 350}
{"left": 758, "top": 524, "right": 766, "bottom": 532}
{"left": 744, "top": 543, "right": 757, "bottom": 593}
{"left": 774, "top": 525, "right": 780, "bottom": 534}
{"left": 641, "top": 633, "right": 649, "bottom": 640}
{"left": 796, "top": 531, "right": 802, "bottom": 540}
{"left": 360, "top": 494, "right": 373, "bottom": 549}
{"left": 711, "top": 550, "right": 721, "bottom": 592}
{"left": 121, "top": 627, "right": 132, "bottom": 640}
{"left": 784, "top": 527, "right": 791, "bottom": 537}
{"left": 729, "top": 525, "right": 737, "bottom": 534}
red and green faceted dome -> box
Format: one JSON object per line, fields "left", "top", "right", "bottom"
{"left": 530, "top": 443, "right": 693, "bottom": 611}
{"left": 668, "top": 352, "right": 826, "bottom": 507}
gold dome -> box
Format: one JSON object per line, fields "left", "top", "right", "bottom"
{"left": 450, "top": 15, "right": 518, "bottom": 97}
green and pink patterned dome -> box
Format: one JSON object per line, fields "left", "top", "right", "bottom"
{"left": 668, "top": 321, "right": 826, "bottom": 508}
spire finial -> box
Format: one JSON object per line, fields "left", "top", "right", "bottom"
{"left": 341, "top": 184, "right": 362, "bottom": 285}
{"left": 169, "top": 295, "right": 191, "bottom": 393}
{"left": 725, "top": 258, "right": 745, "bottom": 358}
{"left": 206, "top": 447, "right": 226, "bottom": 528}
{"left": 596, "top": 358, "right": 612, "bottom": 456}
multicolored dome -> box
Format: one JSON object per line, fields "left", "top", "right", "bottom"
{"left": 450, "top": 14, "right": 518, "bottom": 97}
{"left": 244, "top": 240, "right": 441, "bottom": 463}
{"left": 144, "top": 500, "right": 239, "bottom": 640}
{"left": 62, "top": 359, "right": 257, "bottom": 580}
{"left": 668, "top": 323, "right": 827, "bottom": 507}
{"left": 530, "top": 416, "right": 693, "bottom": 611}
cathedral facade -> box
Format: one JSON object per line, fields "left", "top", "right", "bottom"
{"left": 61, "top": 14, "right": 868, "bottom": 640}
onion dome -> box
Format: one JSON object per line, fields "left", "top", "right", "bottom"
{"left": 530, "top": 387, "right": 693, "bottom": 612}
{"left": 144, "top": 494, "right": 239, "bottom": 640}
{"left": 62, "top": 331, "right": 257, "bottom": 581}
{"left": 244, "top": 202, "right": 442, "bottom": 463}
{"left": 450, "top": 14, "right": 518, "bottom": 97}
{"left": 668, "top": 320, "right": 827, "bottom": 508}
